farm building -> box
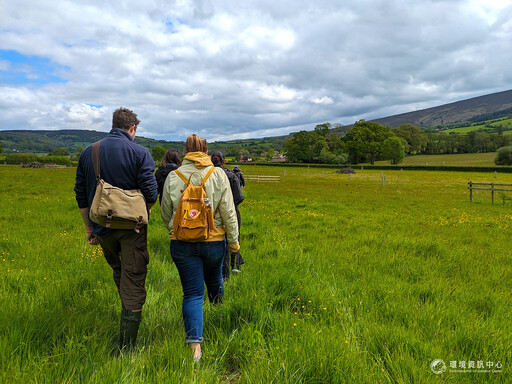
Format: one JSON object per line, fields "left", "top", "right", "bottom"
{"left": 271, "top": 152, "right": 288, "bottom": 162}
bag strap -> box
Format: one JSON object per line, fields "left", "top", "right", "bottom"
{"left": 200, "top": 166, "right": 215, "bottom": 187}
{"left": 174, "top": 166, "right": 215, "bottom": 187}
{"left": 174, "top": 169, "right": 189, "bottom": 185}
{"left": 91, "top": 140, "right": 102, "bottom": 181}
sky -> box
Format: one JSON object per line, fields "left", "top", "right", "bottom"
{"left": 1, "top": 0, "right": 511, "bottom": 142}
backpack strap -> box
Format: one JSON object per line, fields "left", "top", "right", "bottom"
{"left": 91, "top": 140, "right": 102, "bottom": 181}
{"left": 174, "top": 166, "right": 215, "bottom": 187}
{"left": 174, "top": 169, "right": 189, "bottom": 185}
{"left": 200, "top": 166, "right": 216, "bottom": 187}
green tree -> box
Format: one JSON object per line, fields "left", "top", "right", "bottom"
{"left": 381, "top": 137, "right": 406, "bottom": 164}
{"left": 319, "top": 148, "right": 341, "bottom": 164}
{"left": 346, "top": 120, "right": 393, "bottom": 165}
{"left": 285, "top": 131, "right": 315, "bottom": 162}
{"left": 495, "top": 146, "right": 512, "bottom": 165}
{"left": 393, "top": 124, "right": 428, "bottom": 154}
{"left": 152, "top": 146, "right": 167, "bottom": 163}
{"left": 314, "top": 123, "right": 331, "bottom": 138}
{"left": 326, "top": 132, "right": 343, "bottom": 154}
{"left": 312, "top": 137, "right": 328, "bottom": 161}
{"left": 49, "top": 148, "right": 69, "bottom": 156}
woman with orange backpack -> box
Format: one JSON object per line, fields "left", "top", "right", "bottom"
{"left": 160, "top": 134, "right": 239, "bottom": 363}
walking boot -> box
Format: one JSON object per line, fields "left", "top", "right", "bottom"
{"left": 119, "top": 309, "right": 142, "bottom": 352}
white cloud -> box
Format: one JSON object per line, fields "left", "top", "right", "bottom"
{"left": 0, "top": 0, "right": 511, "bottom": 141}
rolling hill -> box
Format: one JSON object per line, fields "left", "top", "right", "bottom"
{"left": 371, "top": 89, "right": 512, "bottom": 128}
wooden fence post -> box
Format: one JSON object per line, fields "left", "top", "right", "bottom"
{"left": 469, "top": 181, "right": 473, "bottom": 202}
{"left": 491, "top": 183, "right": 494, "bottom": 204}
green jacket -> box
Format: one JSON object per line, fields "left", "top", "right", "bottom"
{"left": 161, "top": 152, "right": 240, "bottom": 252}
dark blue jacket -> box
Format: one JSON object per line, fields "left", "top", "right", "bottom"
{"left": 75, "top": 128, "right": 158, "bottom": 235}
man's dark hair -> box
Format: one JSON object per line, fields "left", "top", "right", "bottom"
{"left": 112, "top": 107, "right": 140, "bottom": 130}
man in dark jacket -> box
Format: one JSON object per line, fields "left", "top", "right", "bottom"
{"left": 74, "top": 107, "right": 158, "bottom": 352}
{"left": 211, "top": 151, "right": 245, "bottom": 280}
{"left": 232, "top": 165, "right": 245, "bottom": 188}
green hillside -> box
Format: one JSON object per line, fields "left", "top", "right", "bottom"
{"left": 0, "top": 129, "right": 288, "bottom": 158}
{"left": 442, "top": 116, "right": 512, "bottom": 134}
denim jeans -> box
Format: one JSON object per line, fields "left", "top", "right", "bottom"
{"left": 170, "top": 240, "right": 225, "bottom": 343}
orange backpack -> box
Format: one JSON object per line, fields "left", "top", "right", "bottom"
{"left": 172, "top": 167, "right": 216, "bottom": 241}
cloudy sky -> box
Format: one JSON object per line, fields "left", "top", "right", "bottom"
{"left": 1, "top": 0, "right": 511, "bottom": 141}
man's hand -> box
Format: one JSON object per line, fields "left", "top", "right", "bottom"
{"left": 86, "top": 230, "right": 99, "bottom": 245}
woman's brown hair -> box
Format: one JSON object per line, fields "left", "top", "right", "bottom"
{"left": 161, "top": 149, "right": 181, "bottom": 167}
{"left": 185, "top": 134, "right": 208, "bottom": 154}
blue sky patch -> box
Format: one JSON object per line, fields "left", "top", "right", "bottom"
{"left": 0, "top": 49, "right": 68, "bottom": 85}
{"left": 163, "top": 18, "right": 177, "bottom": 33}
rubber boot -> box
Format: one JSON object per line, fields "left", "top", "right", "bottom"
{"left": 119, "top": 309, "right": 142, "bottom": 352}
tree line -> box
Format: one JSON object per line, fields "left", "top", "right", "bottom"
{"left": 3, "top": 120, "right": 512, "bottom": 166}
{"left": 284, "top": 121, "right": 512, "bottom": 165}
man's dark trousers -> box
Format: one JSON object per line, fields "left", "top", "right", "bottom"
{"left": 98, "top": 226, "right": 149, "bottom": 350}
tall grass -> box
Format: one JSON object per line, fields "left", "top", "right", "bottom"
{"left": 0, "top": 165, "right": 510, "bottom": 383}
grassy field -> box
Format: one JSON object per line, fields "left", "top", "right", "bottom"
{"left": 443, "top": 117, "right": 512, "bottom": 134}
{"left": 1, "top": 164, "right": 511, "bottom": 383}
{"left": 372, "top": 152, "right": 499, "bottom": 167}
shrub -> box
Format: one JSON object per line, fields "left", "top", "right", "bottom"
{"left": 5, "top": 153, "right": 39, "bottom": 164}
{"left": 4, "top": 153, "right": 71, "bottom": 166}
{"left": 495, "top": 146, "right": 512, "bottom": 165}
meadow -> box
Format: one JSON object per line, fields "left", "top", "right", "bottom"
{"left": 1, "top": 164, "right": 511, "bottom": 383}
{"left": 371, "top": 152, "right": 498, "bottom": 167}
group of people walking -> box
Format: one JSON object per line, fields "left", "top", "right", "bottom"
{"left": 74, "top": 108, "right": 245, "bottom": 361}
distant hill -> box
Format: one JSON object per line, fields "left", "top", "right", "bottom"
{"left": 1, "top": 89, "right": 511, "bottom": 154}
{"left": 0, "top": 128, "right": 285, "bottom": 157}
{"left": 0, "top": 129, "right": 179, "bottom": 155}
{"left": 371, "top": 89, "right": 512, "bottom": 128}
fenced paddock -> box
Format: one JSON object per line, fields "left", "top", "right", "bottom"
{"left": 468, "top": 181, "right": 512, "bottom": 203}
{"left": 244, "top": 175, "right": 280, "bottom": 182}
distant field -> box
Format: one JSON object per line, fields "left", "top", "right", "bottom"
{"left": 372, "top": 152, "right": 498, "bottom": 167}
{"left": 443, "top": 117, "right": 512, "bottom": 134}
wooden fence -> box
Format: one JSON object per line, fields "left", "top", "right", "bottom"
{"left": 245, "top": 175, "right": 280, "bottom": 182}
{"left": 468, "top": 182, "right": 512, "bottom": 203}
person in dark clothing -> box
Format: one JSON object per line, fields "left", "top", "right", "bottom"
{"left": 211, "top": 151, "right": 245, "bottom": 280}
{"left": 74, "top": 107, "right": 158, "bottom": 353}
{"left": 155, "top": 149, "right": 181, "bottom": 204}
{"left": 232, "top": 165, "right": 245, "bottom": 188}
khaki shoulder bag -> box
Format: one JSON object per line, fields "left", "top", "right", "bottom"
{"left": 88, "top": 140, "right": 148, "bottom": 232}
